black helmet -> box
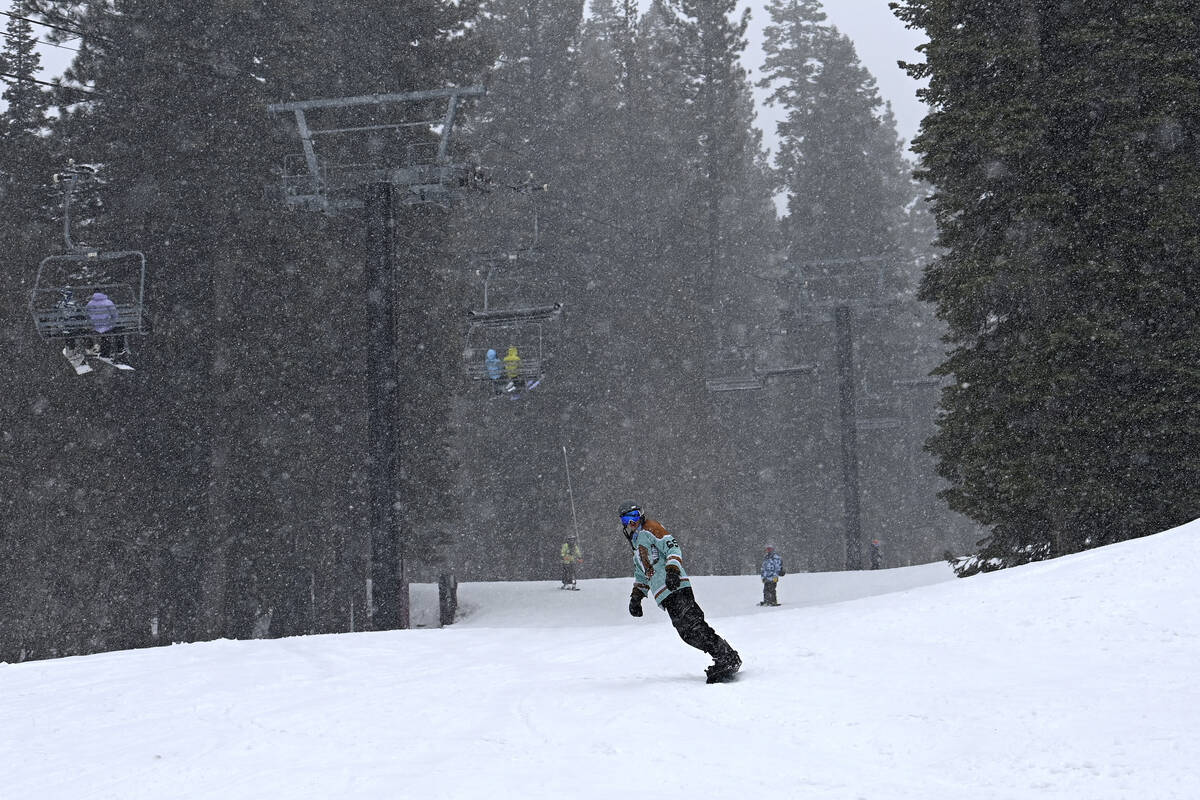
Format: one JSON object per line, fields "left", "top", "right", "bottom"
{"left": 618, "top": 503, "right": 642, "bottom": 524}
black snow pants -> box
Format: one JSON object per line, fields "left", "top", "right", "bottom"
{"left": 661, "top": 587, "right": 736, "bottom": 662}
{"left": 762, "top": 579, "right": 778, "bottom": 605}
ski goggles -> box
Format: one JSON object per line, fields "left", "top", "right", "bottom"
{"left": 620, "top": 512, "right": 641, "bottom": 526}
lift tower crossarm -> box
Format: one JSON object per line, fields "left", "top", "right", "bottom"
{"left": 268, "top": 86, "right": 486, "bottom": 213}
{"left": 266, "top": 86, "right": 485, "bottom": 113}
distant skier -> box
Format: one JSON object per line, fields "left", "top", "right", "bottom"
{"left": 619, "top": 502, "right": 741, "bottom": 683}
{"left": 759, "top": 544, "right": 784, "bottom": 606}
{"left": 560, "top": 535, "right": 583, "bottom": 589}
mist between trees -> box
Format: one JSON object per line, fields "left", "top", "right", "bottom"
{"left": 3, "top": 0, "right": 1192, "bottom": 661}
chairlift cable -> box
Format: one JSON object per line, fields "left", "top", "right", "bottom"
{"left": 0, "top": 69, "right": 96, "bottom": 94}
{"left": 0, "top": 28, "right": 81, "bottom": 52}
{"left": 0, "top": 9, "right": 275, "bottom": 96}
{"left": 472, "top": 130, "right": 722, "bottom": 254}
{"left": 0, "top": 9, "right": 91, "bottom": 42}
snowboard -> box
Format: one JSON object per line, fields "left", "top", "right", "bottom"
{"left": 705, "top": 663, "right": 741, "bottom": 684}
{"left": 705, "top": 654, "right": 742, "bottom": 684}
{"left": 558, "top": 584, "right": 580, "bottom": 591}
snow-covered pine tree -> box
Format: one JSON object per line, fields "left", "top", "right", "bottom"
{"left": 893, "top": 0, "right": 1200, "bottom": 573}
{"left": 4, "top": 0, "right": 488, "bottom": 651}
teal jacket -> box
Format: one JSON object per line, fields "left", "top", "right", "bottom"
{"left": 629, "top": 519, "right": 692, "bottom": 606}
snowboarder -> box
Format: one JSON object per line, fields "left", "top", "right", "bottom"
{"left": 619, "top": 502, "right": 741, "bottom": 683}
{"left": 760, "top": 544, "right": 784, "bottom": 606}
{"left": 560, "top": 535, "right": 582, "bottom": 589}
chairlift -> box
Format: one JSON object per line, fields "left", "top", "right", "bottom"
{"left": 462, "top": 254, "right": 562, "bottom": 389}
{"left": 461, "top": 185, "right": 562, "bottom": 392}
{"left": 705, "top": 361, "right": 816, "bottom": 393}
{"left": 463, "top": 301, "right": 564, "bottom": 387}
{"left": 855, "top": 395, "right": 905, "bottom": 431}
{"left": 29, "top": 166, "right": 148, "bottom": 343}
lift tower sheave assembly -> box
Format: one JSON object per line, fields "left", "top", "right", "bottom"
{"left": 268, "top": 86, "right": 483, "bottom": 631}
{"left": 267, "top": 86, "right": 485, "bottom": 213}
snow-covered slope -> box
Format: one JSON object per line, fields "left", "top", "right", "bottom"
{"left": 4, "top": 521, "right": 1197, "bottom": 800}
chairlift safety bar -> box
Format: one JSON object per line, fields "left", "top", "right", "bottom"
{"left": 466, "top": 302, "right": 564, "bottom": 326}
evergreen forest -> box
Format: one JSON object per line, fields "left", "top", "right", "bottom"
{"left": 1, "top": 0, "right": 1194, "bottom": 661}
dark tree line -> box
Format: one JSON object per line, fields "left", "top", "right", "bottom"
{"left": 892, "top": 0, "right": 1200, "bottom": 573}
{"left": 2, "top": 0, "right": 962, "bottom": 661}
{"left": 449, "top": 0, "right": 964, "bottom": 583}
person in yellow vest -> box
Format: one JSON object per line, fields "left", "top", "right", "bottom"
{"left": 560, "top": 535, "right": 583, "bottom": 589}
{"left": 502, "top": 345, "right": 524, "bottom": 392}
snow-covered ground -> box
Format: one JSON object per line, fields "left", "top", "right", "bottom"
{"left": 5, "top": 520, "right": 1197, "bottom": 799}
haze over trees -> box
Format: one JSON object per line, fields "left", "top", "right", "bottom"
{"left": 14, "top": 0, "right": 1193, "bottom": 660}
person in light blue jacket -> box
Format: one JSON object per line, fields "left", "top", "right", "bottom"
{"left": 484, "top": 349, "right": 504, "bottom": 394}
{"left": 620, "top": 502, "right": 740, "bottom": 682}
{"left": 760, "top": 545, "right": 784, "bottom": 606}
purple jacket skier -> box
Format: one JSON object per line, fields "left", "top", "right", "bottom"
{"left": 86, "top": 291, "right": 119, "bottom": 333}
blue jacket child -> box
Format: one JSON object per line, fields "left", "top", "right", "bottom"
{"left": 485, "top": 349, "right": 503, "bottom": 380}
{"left": 761, "top": 547, "right": 783, "bottom": 580}
{"left": 760, "top": 545, "right": 784, "bottom": 606}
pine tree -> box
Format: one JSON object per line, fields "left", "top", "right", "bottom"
{"left": 0, "top": 0, "right": 57, "bottom": 663}
{"left": 756, "top": 0, "right": 959, "bottom": 568}
{"left": 1, "top": 0, "right": 46, "bottom": 134}
{"left": 0, "top": 0, "right": 489, "bottom": 654}
{"left": 664, "top": 0, "right": 752, "bottom": 335}
{"left": 0, "top": 0, "right": 53, "bottom": 260}
{"left": 761, "top": 0, "right": 913, "bottom": 262}
{"left": 893, "top": 0, "right": 1200, "bottom": 572}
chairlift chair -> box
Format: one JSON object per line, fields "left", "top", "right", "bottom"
{"left": 855, "top": 395, "right": 905, "bottom": 431}
{"left": 463, "top": 302, "right": 563, "bottom": 386}
{"left": 30, "top": 251, "right": 147, "bottom": 341}
{"left": 29, "top": 168, "right": 148, "bottom": 343}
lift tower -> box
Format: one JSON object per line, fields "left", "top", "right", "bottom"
{"left": 268, "top": 86, "right": 484, "bottom": 630}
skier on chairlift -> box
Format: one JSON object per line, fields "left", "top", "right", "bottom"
{"left": 86, "top": 291, "right": 131, "bottom": 367}
{"left": 485, "top": 348, "right": 504, "bottom": 395}
{"left": 56, "top": 288, "right": 92, "bottom": 375}
{"left": 503, "top": 345, "right": 523, "bottom": 393}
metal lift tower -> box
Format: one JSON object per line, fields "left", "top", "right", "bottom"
{"left": 268, "top": 86, "right": 484, "bottom": 631}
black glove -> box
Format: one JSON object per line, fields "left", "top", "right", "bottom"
{"left": 629, "top": 588, "right": 645, "bottom": 617}
{"left": 665, "top": 566, "right": 681, "bottom": 591}
{"left": 779, "top": 568, "right": 786, "bottom": 577}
